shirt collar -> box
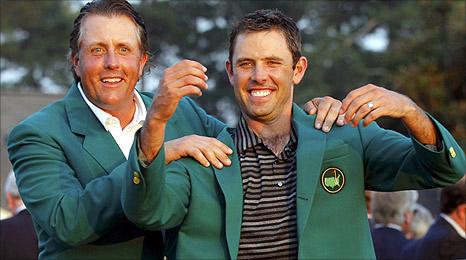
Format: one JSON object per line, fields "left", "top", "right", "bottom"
{"left": 16, "top": 204, "right": 27, "bottom": 215}
{"left": 440, "top": 213, "right": 466, "bottom": 239}
{"left": 77, "top": 82, "right": 147, "bottom": 131}
{"left": 374, "top": 223, "right": 403, "bottom": 231}
{"left": 234, "top": 115, "right": 297, "bottom": 157}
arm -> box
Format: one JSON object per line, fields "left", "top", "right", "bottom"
{"left": 139, "top": 60, "right": 209, "bottom": 163}
{"left": 359, "top": 116, "right": 465, "bottom": 191}
{"left": 122, "top": 143, "right": 191, "bottom": 230}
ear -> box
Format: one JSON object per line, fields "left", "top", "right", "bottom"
{"left": 72, "top": 53, "right": 81, "bottom": 78}
{"left": 292, "top": 56, "right": 308, "bottom": 85}
{"left": 458, "top": 203, "right": 466, "bottom": 219}
{"left": 138, "top": 53, "right": 149, "bottom": 77}
{"left": 225, "top": 59, "right": 234, "bottom": 86}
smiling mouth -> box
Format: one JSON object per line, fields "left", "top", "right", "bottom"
{"left": 101, "top": 77, "right": 122, "bottom": 83}
{"left": 250, "top": 89, "right": 272, "bottom": 97}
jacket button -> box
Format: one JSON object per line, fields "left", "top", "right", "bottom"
{"left": 133, "top": 171, "right": 141, "bottom": 185}
{"left": 449, "top": 147, "right": 456, "bottom": 158}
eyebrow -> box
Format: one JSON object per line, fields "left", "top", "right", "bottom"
{"left": 263, "top": 56, "right": 284, "bottom": 62}
{"left": 236, "top": 56, "right": 285, "bottom": 62}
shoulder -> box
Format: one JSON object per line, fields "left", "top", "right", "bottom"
{"left": 10, "top": 98, "right": 67, "bottom": 136}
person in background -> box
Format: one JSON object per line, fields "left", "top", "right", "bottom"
{"left": 402, "top": 177, "right": 466, "bottom": 260}
{"left": 365, "top": 190, "right": 375, "bottom": 229}
{"left": 406, "top": 203, "right": 434, "bottom": 240}
{"left": 7, "top": 1, "right": 341, "bottom": 259}
{"left": 0, "top": 171, "right": 39, "bottom": 260}
{"left": 371, "top": 190, "right": 418, "bottom": 260}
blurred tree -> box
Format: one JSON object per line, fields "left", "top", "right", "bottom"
{"left": 1, "top": 0, "right": 74, "bottom": 90}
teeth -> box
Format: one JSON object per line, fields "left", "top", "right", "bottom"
{"left": 102, "top": 78, "right": 122, "bottom": 83}
{"left": 251, "top": 89, "right": 271, "bottom": 97}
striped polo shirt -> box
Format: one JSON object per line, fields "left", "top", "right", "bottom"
{"left": 235, "top": 116, "right": 298, "bottom": 259}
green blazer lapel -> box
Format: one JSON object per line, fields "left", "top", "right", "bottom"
{"left": 65, "top": 83, "right": 125, "bottom": 174}
{"left": 213, "top": 128, "right": 243, "bottom": 259}
{"left": 292, "top": 104, "right": 327, "bottom": 238}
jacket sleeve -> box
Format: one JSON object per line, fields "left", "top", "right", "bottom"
{"left": 361, "top": 115, "right": 465, "bottom": 191}
{"left": 7, "top": 123, "right": 129, "bottom": 247}
{"left": 122, "top": 142, "right": 191, "bottom": 230}
{"left": 182, "top": 97, "right": 226, "bottom": 137}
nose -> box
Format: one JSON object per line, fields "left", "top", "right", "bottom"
{"left": 252, "top": 64, "right": 267, "bottom": 84}
{"left": 104, "top": 51, "right": 120, "bottom": 70}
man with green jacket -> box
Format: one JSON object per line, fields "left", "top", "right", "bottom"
{"left": 122, "top": 9, "right": 465, "bottom": 259}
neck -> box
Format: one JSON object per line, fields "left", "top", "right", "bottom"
{"left": 448, "top": 210, "right": 466, "bottom": 231}
{"left": 105, "top": 99, "right": 136, "bottom": 129}
{"left": 244, "top": 113, "right": 292, "bottom": 155}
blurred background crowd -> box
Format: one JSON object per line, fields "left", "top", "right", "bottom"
{"left": 1, "top": 1, "right": 465, "bottom": 259}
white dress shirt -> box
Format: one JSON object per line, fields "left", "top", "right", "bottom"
{"left": 78, "top": 83, "right": 147, "bottom": 159}
{"left": 440, "top": 213, "right": 466, "bottom": 239}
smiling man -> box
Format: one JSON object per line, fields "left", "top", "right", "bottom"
{"left": 122, "top": 9, "right": 465, "bottom": 259}
{"left": 6, "top": 1, "right": 230, "bottom": 259}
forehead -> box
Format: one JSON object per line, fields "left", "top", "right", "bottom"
{"left": 79, "top": 14, "right": 140, "bottom": 46}
{"left": 232, "top": 30, "right": 292, "bottom": 61}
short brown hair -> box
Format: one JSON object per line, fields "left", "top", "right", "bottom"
{"left": 68, "top": 0, "right": 150, "bottom": 81}
{"left": 228, "top": 9, "right": 302, "bottom": 68}
{"left": 440, "top": 177, "right": 466, "bottom": 214}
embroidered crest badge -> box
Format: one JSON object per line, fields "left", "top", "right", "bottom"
{"left": 321, "top": 167, "right": 345, "bottom": 194}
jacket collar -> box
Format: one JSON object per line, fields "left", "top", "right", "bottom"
{"left": 212, "top": 128, "right": 243, "bottom": 259}
{"left": 292, "top": 103, "right": 326, "bottom": 240}
{"left": 64, "top": 82, "right": 153, "bottom": 174}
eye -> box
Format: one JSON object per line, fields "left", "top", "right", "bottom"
{"left": 90, "top": 47, "right": 104, "bottom": 55}
{"left": 238, "top": 61, "right": 253, "bottom": 68}
{"left": 267, "top": 60, "right": 282, "bottom": 67}
{"left": 119, "top": 46, "right": 129, "bottom": 53}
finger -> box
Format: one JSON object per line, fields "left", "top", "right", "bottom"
{"left": 302, "top": 100, "right": 317, "bottom": 115}
{"left": 178, "top": 59, "right": 208, "bottom": 72}
{"left": 197, "top": 138, "right": 232, "bottom": 167}
{"left": 322, "top": 101, "right": 341, "bottom": 132}
{"left": 351, "top": 98, "right": 382, "bottom": 126}
{"left": 177, "top": 85, "right": 204, "bottom": 97}
{"left": 362, "top": 107, "right": 384, "bottom": 127}
{"left": 166, "top": 62, "right": 208, "bottom": 82}
{"left": 208, "top": 145, "right": 232, "bottom": 167}
{"left": 190, "top": 149, "right": 211, "bottom": 167}
{"left": 341, "top": 84, "right": 376, "bottom": 112}
{"left": 337, "top": 114, "right": 346, "bottom": 126}
{"left": 314, "top": 98, "right": 332, "bottom": 129}
{"left": 200, "top": 149, "right": 224, "bottom": 169}
{"left": 171, "top": 75, "right": 208, "bottom": 91}
{"left": 208, "top": 139, "right": 233, "bottom": 155}
{"left": 344, "top": 92, "right": 376, "bottom": 123}
{"left": 351, "top": 98, "right": 383, "bottom": 126}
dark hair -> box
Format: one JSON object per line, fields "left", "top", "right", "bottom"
{"left": 228, "top": 9, "right": 302, "bottom": 68}
{"left": 68, "top": 0, "right": 150, "bottom": 81}
{"left": 440, "top": 177, "right": 466, "bottom": 214}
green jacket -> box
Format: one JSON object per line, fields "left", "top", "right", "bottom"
{"left": 122, "top": 104, "right": 465, "bottom": 259}
{"left": 7, "top": 84, "right": 225, "bottom": 259}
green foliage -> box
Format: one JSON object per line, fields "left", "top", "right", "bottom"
{"left": 1, "top": 0, "right": 75, "bottom": 88}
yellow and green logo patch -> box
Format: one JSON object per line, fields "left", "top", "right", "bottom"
{"left": 321, "top": 167, "right": 345, "bottom": 194}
